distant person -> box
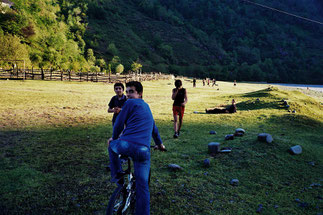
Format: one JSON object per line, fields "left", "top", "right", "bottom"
{"left": 207, "top": 79, "right": 210, "bottom": 86}
{"left": 234, "top": 80, "right": 237, "bottom": 86}
{"left": 108, "top": 83, "right": 127, "bottom": 125}
{"left": 206, "top": 99, "right": 237, "bottom": 114}
{"left": 202, "top": 79, "right": 205, "bottom": 86}
{"left": 193, "top": 78, "right": 196, "bottom": 87}
{"left": 107, "top": 81, "right": 165, "bottom": 215}
{"left": 212, "top": 79, "right": 216, "bottom": 87}
{"left": 172, "top": 79, "right": 188, "bottom": 138}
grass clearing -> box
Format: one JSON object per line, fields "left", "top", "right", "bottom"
{"left": 0, "top": 79, "right": 322, "bottom": 214}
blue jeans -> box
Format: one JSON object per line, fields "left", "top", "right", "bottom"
{"left": 108, "top": 140, "right": 150, "bottom": 215}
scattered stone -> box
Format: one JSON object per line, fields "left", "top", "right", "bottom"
{"left": 230, "top": 179, "right": 239, "bottom": 186}
{"left": 234, "top": 128, "right": 245, "bottom": 136}
{"left": 298, "top": 202, "right": 309, "bottom": 208}
{"left": 308, "top": 161, "right": 315, "bottom": 166}
{"left": 288, "top": 110, "right": 291, "bottom": 112}
{"left": 258, "top": 133, "right": 273, "bottom": 143}
{"left": 168, "top": 164, "right": 182, "bottom": 171}
{"left": 292, "top": 110, "right": 296, "bottom": 113}
{"left": 283, "top": 101, "right": 288, "bottom": 105}
{"left": 256, "top": 98, "right": 260, "bottom": 101}
{"left": 266, "top": 134, "right": 273, "bottom": 143}
{"left": 286, "top": 105, "right": 290, "bottom": 108}
{"left": 193, "top": 111, "right": 198, "bottom": 114}
{"left": 225, "top": 134, "right": 234, "bottom": 140}
{"left": 203, "top": 159, "right": 211, "bottom": 167}
{"left": 220, "top": 147, "right": 232, "bottom": 153}
{"left": 209, "top": 130, "right": 217, "bottom": 135}
{"left": 295, "top": 199, "right": 302, "bottom": 203}
{"left": 310, "top": 183, "right": 322, "bottom": 187}
{"left": 256, "top": 204, "right": 263, "bottom": 213}
{"left": 290, "top": 145, "right": 302, "bottom": 155}
{"left": 204, "top": 172, "right": 208, "bottom": 176}
{"left": 235, "top": 128, "right": 245, "bottom": 134}
{"left": 274, "top": 205, "right": 279, "bottom": 209}
{"left": 208, "top": 142, "right": 220, "bottom": 154}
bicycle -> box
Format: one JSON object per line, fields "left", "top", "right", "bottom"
{"left": 106, "top": 146, "right": 166, "bottom": 215}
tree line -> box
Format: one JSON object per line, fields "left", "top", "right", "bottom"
{"left": 1, "top": 0, "right": 322, "bottom": 84}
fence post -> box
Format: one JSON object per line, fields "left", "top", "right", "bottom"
{"left": 79, "top": 72, "right": 81, "bottom": 82}
{"left": 31, "top": 67, "right": 34, "bottom": 80}
{"left": 87, "top": 72, "right": 89, "bottom": 82}
{"left": 41, "top": 68, "right": 44, "bottom": 80}
{"left": 68, "top": 70, "right": 71, "bottom": 81}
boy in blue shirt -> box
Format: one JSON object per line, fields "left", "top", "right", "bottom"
{"left": 108, "top": 81, "right": 165, "bottom": 215}
{"left": 108, "top": 83, "right": 127, "bottom": 125}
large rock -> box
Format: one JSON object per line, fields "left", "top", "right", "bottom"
{"left": 225, "top": 134, "right": 234, "bottom": 140}
{"left": 258, "top": 133, "right": 273, "bottom": 143}
{"left": 208, "top": 142, "right": 220, "bottom": 154}
{"left": 290, "top": 145, "right": 302, "bottom": 155}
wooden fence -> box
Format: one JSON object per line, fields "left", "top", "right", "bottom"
{"left": 0, "top": 68, "right": 172, "bottom": 83}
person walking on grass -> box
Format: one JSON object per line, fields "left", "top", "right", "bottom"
{"left": 107, "top": 81, "right": 166, "bottom": 215}
{"left": 172, "top": 79, "right": 188, "bottom": 138}
{"left": 108, "top": 83, "right": 127, "bottom": 125}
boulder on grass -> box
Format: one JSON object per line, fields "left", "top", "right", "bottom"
{"left": 209, "top": 130, "right": 217, "bottom": 135}
{"left": 290, "top": 145, "right": 302, "bottom": 155}
{"left": 168, "top": 164, "right": 182, "bottom": 171}
{"left": 225, "top": 134, "right": 234, "bottom": 140}
{"left": 234, "top": 128, "right": 245, "bottom": 136}
{"left": 258, "top": 133, "right": 273, "bottom": 143}
{"left": 208, "top": 142, "right": 220, "bottom": 154}
{"left": 203, "top": 159, "right": 210, "bottom": 167}
{"left": 230, "top": 179, "right": 239, "bottom": 186}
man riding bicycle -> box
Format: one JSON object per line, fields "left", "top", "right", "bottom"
{"left": 107, "top": 81, "right": 166, "bottom": 215}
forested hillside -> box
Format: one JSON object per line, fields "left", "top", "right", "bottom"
{"left": 1, "top": 0, "right": 322, "bottom": 84}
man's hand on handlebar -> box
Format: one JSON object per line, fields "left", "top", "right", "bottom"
{"left": 154, "top": 144, "right": 167, "bottom": 151}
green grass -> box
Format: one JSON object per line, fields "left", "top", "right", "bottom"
{"left": 0, "top": 79, "right": 322, "bottom": 214}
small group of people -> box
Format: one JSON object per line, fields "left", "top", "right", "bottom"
{"left": 106, "top": 79, "right": 234, "bottom": 215}
{"left": 201, "top": 78, "right": 217, "bottom": 87}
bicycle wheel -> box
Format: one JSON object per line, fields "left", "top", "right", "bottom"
{"left": 106, "top": 185, "right": 135, "bottom": 215}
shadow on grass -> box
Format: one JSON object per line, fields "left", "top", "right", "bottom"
{"left": 1, "top": 116, "right": 322, "bottom": 215}
{"left": 0, "top": 125, "right": 113, "bottom": 214}
{"left": 236, "top": 100, "right": 286, "bottom": 111}
{"left": 241, "top": 88, "right": 275, "bottom": 98}
{"left": 266, "top": 113, "right": 323, "bottom": 128}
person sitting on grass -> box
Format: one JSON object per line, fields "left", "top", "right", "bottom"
{"left": 206, "top": 99, "right": 237, "bottom": 114}
{"left": 107, "top": 81, "right": 166, "bottom": 215}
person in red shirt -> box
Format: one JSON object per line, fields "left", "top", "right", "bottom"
{"left": 172, "top": 80, "right": 188, "bottom": 138}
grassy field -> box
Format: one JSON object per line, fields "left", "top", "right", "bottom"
{"left": 0, "top": 79, "right": 322, "bottom": 215}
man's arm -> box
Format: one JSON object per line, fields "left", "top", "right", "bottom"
{"left": 152, "top": 120, "right": 162, "bottom": 145}
{"left": 108, "top": 97, "right": 115, "bottom": 113}
{"left": 171, "top": 88, "right": 178, "bottom": 100}
{"left": 152, "top": 120, "right": 166, "bottom": 151}
{"left": 182, "top": 89, "right": 188, "bottom": 106}
{"left": 112, "top": 101, "right": 130, "bottom": 140}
